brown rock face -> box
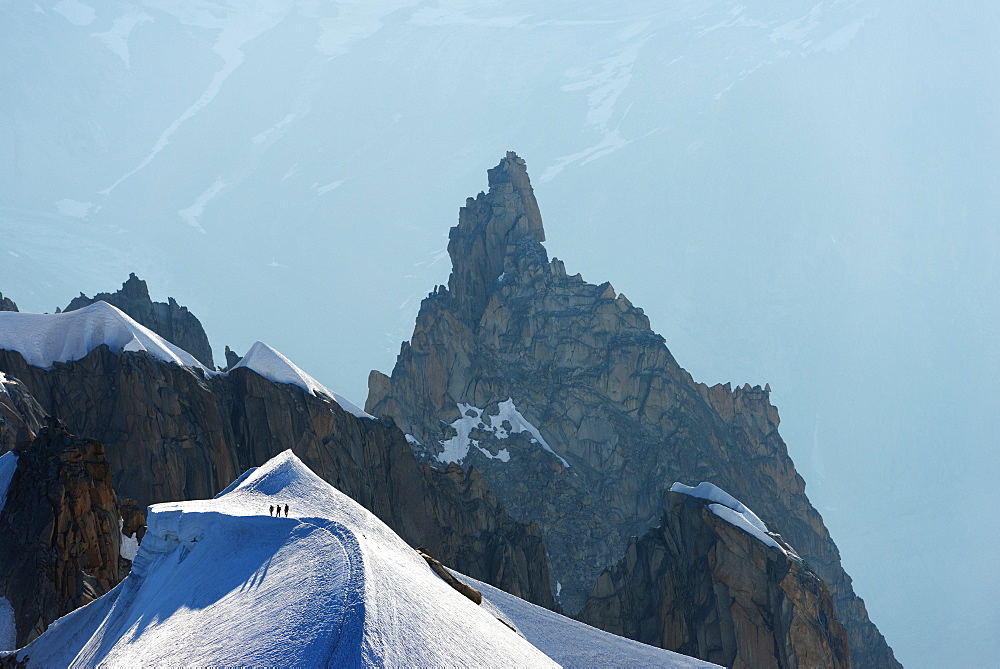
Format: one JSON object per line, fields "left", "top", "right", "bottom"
{"left": 578, "top": 491, "right": 851, "bottom": 668}
{"left": 64, "top": 273, "right": 215, "bottom": 368}
{"left": 0, "top": 346, "right": 553, "bottom": 611}
{"left": 0, "top": 420, "right": 128, "bottom": 647}
{"left": 366, "top": 153, "right": 898, "bottom": 667}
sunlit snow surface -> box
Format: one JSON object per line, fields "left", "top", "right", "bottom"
{"left": 0, "top": 302, "right": 208, "bottom": 371}
{"left": 670, "top": 481, "right": 785, "bottom": 553}
{"left": 460, "top": 572, "right": 720, "bottom": 668}
{"left": 232, "top": 341, "right": 373, "bottom": 418}
{"left": 13, "top": 451, "right": 555, "bottom": 667}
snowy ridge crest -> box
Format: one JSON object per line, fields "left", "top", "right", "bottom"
{"left": 232, "top": 341, "right": 373, "bottom": 419}
{"left": 0, "top": 304, "right": 371, "bottom": 420}
{"left": 15, "top": 450, "right": 555, "bottom": 666}
{"left": 0, "top": 301, "right": 208, "bottom": 371}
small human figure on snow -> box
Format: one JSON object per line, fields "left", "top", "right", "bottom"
{"left": 269, "top": 505, "right": 274, "bottom": 516}
{"left": 284, "top": 504, "right": 289, "bottom": 517}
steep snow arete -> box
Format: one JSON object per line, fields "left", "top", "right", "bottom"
{"left": 9, "top": 452, "right": 715, "bottom": 667}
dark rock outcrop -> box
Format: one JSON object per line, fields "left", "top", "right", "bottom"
{"left": 224, "top": 345, "right": 242, "bottom": 370}
{"left": 366, "top": 152, "right": 897, "bottom": 667}
{"left": 64, "top": 273, "right": 215, "bottom": 368}
{"left": 0, "top": 420, "right": 129, "bottom": 647}
{"left": 579, "top": 489, "right": 851, "bottom": 668}
{"left": 0, "top": 346, "right": 553, "bottom": 611}
{"left": 0, "top": 294, "right": 16, "bottom": 313}
{"left": 0, "top": 376, "right": 44, "bottom": 454}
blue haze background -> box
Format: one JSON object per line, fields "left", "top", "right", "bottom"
{"left": 1, "top": 1, "right": 997, "bottom": 665}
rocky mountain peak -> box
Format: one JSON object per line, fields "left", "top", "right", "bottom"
{"left": 368, "top": 155, "right": 899, "bottom": 667}
{"left": 119, "top": 273, "right": 150, "bottom": 301}
{"left": 0, "top": 293, "right": 17, "bottom": 313}
{"left": 64, "top": 274, "right": 215, "bottom": 368}
{"left": 447, "top": 152, "right": 547, "bottom": 325}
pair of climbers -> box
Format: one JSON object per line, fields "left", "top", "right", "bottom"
{"left": 268, "top": 504, "right": 289, "bottom": 517}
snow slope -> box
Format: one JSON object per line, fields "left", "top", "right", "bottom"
{"left": 0, "top": 302, "right": 209, "bottom": 372}
{"left": 460, "top": 571, "right": 719, "bottom": 668}
{"left": 13, "top": 451, "right": 555, "bottom": 667}
{"left": 233, "top": 341, "right": 373, "bottom": 418}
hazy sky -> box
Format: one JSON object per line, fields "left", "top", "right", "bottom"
{"left": 1, "top": 1, "right": 997, "bottom": 665}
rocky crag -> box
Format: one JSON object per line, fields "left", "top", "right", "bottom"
{"left": 366, "top": 152, "right": 897, "bottom": 667}
{"left": 64, "top": 274, "right": 215, "bottom": 368}
{"left": 0, "top": 294, "right": 16, "bottom": 313}
{"left": 579, "top": 488, "right": 851, "bottom": 668}
{"left": 0, "top": 420, "right": 140, "bottom": 648}
{"left": 1, "top": 376, "right": 44, "bottom": 453}
{"left": 0, "top": 343, "right": 553, "bottom": 612}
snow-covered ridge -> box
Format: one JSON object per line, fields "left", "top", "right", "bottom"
{"left": 232, "top": 341, "right": 373, "bottom": 419}
{"left": 0, "top": 305, "right": 371, "bottom": 419}
{"left": 670, "top": 481, "right": 786, "bottom": 553}
{"left": 437, "top": 398, "right": 569, "bottom": 467}
{"left": 0, "top": 302, "right": 208, "bottom": 372}
{"left": 14, "top": 451, "right": 556, "bottom": 666}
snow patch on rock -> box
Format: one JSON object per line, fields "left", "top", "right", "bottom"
{"left": 437, "top": 398, "right": 568, "bottom": 467}
{"left": 118, "top": 519, "right": 139, "bottom": 562}
{"left": 670, "top": 481, "right": 785, "bottom": 553}
{"left": 232, "top": 341, "right": 373, "bottom": 419}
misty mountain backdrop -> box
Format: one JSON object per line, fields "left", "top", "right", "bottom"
{"left": 1, "top": 1, "right": 997, "bottom": 666}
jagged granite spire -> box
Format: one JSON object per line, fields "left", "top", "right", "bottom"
{"left": 64, "top": 274, "right": 215, "bottom": 368}
{"left": 368, "top": 153, "right": 899, "bottom": 668}
{"left": 447, "top": 152, "right": 546, "bottom": 326}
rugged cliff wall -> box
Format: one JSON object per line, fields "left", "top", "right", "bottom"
{"left": 1, "top": 376, "right": 44, "bottom": 453}
{"left": 0, "top": 421, "right": 129, "bottom": 648}
{"left": 366, "top": 152, "right": 897, "bottom": 667}
{"left": 579, "top": 489, "right": 851, "bottom": 668}
{"left": 0, "top": 347, "right": 553, "bottom": 611}
{"left": 64, "top": 274, "right": 215, "bottom": 369}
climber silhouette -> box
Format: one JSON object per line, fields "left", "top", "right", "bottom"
{"left": 269, "top": 505, "right": 274, "bottom": 516}
{"left": 284, "top": 504, "right": 289, "bottom": 517}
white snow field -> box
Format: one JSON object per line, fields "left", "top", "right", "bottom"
{"left": 459, "top": 572, "right": 719, "bottom": 668}
{"left": 11, "top": 451, "right": 558, "bottom": 667}
{"left": 0, "top": 302, "right": 208, "bottom": 372}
